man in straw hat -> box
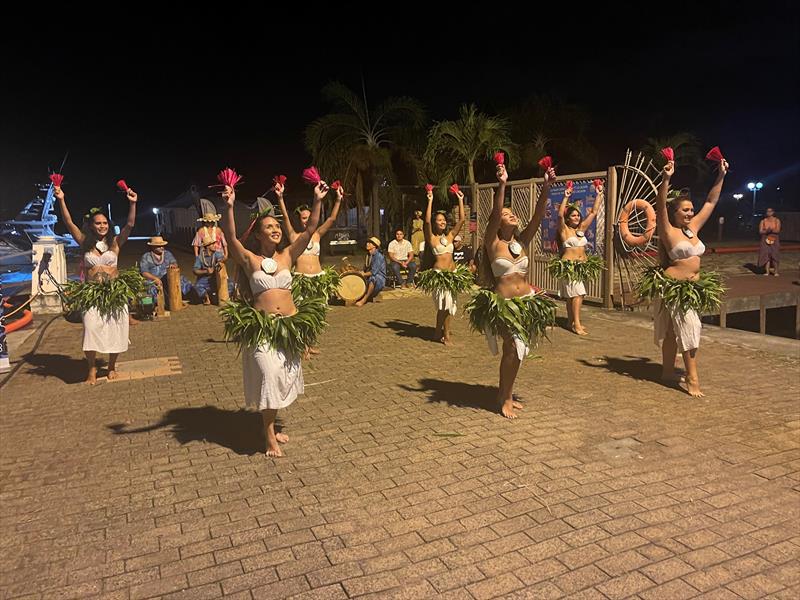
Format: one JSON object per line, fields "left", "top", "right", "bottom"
{"left": 140, "top": 236, "right": 195, "bottom": 308}
{"left": 193, "top": 233, "right": 232, "bottom": 304}
{"left": 192, "top": 207, "right": 228, "bottom": 258}
{"left": 355, "top": 236, "right": 386, "bottom": 306}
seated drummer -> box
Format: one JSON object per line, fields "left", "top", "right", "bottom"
{"left": 355, "top": 236, "right": 386, "bottom": 307}
{"left": 139, "top": 236, "right": 194, "bottom": 309}
{"left": 193, "top": 234, "right": 233, "bottom": 304}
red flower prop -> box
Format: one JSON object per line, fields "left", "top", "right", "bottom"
{"left": 116, "top": 179, "right": 129, "bottom": 192}
{"left": 493, "top": 151, "right": 505, "bottom": 165}
{"left": 449, "top": 183, "right": 460, "bottom": 196}
{"left": 49, "top": 173, "right": 64, "bottom": 187}
{"left": 593, "top": 178, "right": 603, "bottom": 191}
{"left": 660, "top": 147, "right": 674, "bottom": 162}
{"left": 216, "top": 168, "right": 242, "bottom": 188}
{"left": 425, "top": 184, "right": 434, "bottom": 192}
{"left": 273, "top": 175, "right": 287, "bottom": 186}
{"left": 705, "top": 146, "right": 725, "bottom": 163}
{"left": 302, "top": 166, "right": 321, "bottom": 185}
{"left": 566, "top": 180, "right": 574, "bottom": 191}
{"left": 538, "top": 156, "right": 553, "bottom": 170}
{"left": 331, "top": 180, "right": 342, "bottom": 190}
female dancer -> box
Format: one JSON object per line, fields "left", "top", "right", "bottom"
{"left": 220, "top": 179, "right": 328, "bottom": 457}
{"left": 277, "top": 181, "right": 343, "bottom": 302}
{"left": 56, "top": 183, "right": 141, "bottom": 384}
{"left": 548, "top": 182, "right": 604, "bottom": 335}
{"left": 416, "top": 187, "right": 472, "bottom": 345}
{"left": 466, "top": 163, "right": 556, "bottom": 418}
{"left": 638, "top": 159, "right": 728, "bottom": 397}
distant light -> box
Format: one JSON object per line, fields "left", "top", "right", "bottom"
{"left": 152, "top": 208, "right": 160, "bottom": 214}
{"left": 733, "top": 193, "right": 744, "bottom": 200}
{"left": 747, "top": 182, "right": 755, "bottom": 190}
{"left": 777, "top": 187, "right": 781, "bottom": 191}
{"left": 756, "top": 182, "right": 763, "bottom": 190}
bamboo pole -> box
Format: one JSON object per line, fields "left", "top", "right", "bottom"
{"left": 166, "top": 265, "right": 184, "bottom": 312}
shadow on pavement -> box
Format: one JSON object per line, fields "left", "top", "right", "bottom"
{"left": 107, "top": 405, "right": 284, "bottom": 455}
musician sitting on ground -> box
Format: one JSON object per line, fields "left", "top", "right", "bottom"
{"left": 193, "top": 235, "right": 232, "bottom": 304}
{"left": 355, "top": 237, "right": 386, "bottom": 306}
{"left": 139, "top": 236, "right": 194, "bottom": 309}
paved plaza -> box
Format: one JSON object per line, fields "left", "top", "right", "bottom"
{"left": 1, "top": 287, "right": 799, "bottom": 599}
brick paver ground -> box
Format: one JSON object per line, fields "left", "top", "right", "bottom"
{"left": 2, "top": 288, "right": 799, "bottom": 599}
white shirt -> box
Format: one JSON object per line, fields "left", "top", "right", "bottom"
{"left": 388, "top": 239, "right": 413, "bottom": 262}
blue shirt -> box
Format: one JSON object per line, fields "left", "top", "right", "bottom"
{"left": 193, "top": 250, "right": 225, "bottom": 276}
{"left": 140, "top": 250, "right": 178, "bottom": 279}
{"left": 368, "top": 250, "right": 386, "bottom": 281}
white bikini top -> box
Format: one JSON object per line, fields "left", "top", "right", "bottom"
{"left": 83, "top": 250, "right": 117, "bottom": 267}
{"left": 491, "top": 255, "right": 529, "bottom": 277}
{"left": 563, "top": 235, "right": 588, "bottom": 248}
{"left": 249, "top": 269, "right": 293, "bottom": 296}
{"left": 302, "top": 240, "right": 321, "bottom": 256}
{"left": 668, "top": 239, "right": 706, "bottom": 261}
{"left": 432, "top": 237, "right": 454, "bottom": 255}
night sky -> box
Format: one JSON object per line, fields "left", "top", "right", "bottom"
{"left": 2, "top": 3, "right": 798, "bottom": 225}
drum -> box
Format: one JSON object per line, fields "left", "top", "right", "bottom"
{"left": 337, "top": 272, "right": 367, "bottom": 305}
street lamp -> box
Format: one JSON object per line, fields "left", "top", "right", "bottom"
{"left": 747, "top": 182, "right": 763, "bottom": 215}
{"left": 152, "top": 207, "right": 162, "bottom": 235}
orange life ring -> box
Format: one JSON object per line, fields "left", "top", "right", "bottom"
{"left": 618, "top": 199, "right": 656, "bottom": 247}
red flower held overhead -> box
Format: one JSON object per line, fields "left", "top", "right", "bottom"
{"left": 538, "top": 156, "right": 553, "bottom": 170}
{"left": 116, "top": 179, "right": 129, "bottom": 192}
{"left": 273, "top": 175, "right": 287, "bottom": 186}
{"left": 705, "top": 146, "right": 725, "bottom": 162}
{"left": 302, "top": 166, "right": 321, "bottom": 185}
{"left": 449, "top": 183, "right": 460, "bottom": 196}
{"left": 331, "top": 180, "right": 342, "bottom": 190}
{"left": 493, "top": 151, "right": 505, "bottom": 165}
{"left": 49, "top": 173, "right": 64, "bottom": 187}
{"left": 566, "top": 180, "right": 574, "bottom": 191}
{"left": 217, "top": 168, "right": 242, "bottom": 188}
{"left": 425, "top": 184, "right": 434, "bottom": 192}
{"left": 593, "top": 179, "right": 603, "bottom": 190}
{"left": 660, "top": 147, "right": 674, "bottom": 162}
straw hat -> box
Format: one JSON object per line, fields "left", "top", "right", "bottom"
{"left": 147, "top": 236, "right": 169, "bottom": 246}
{"left": 367, "top": 236, "right": 381, "bottom": 248}
{"left": 197, "top": 212, "right": 222, "bottom": 222}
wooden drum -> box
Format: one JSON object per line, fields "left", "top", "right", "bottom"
{"left": 337, "top": 272, "right": 367, "bottom": 306}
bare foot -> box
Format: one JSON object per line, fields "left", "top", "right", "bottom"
{"left": 661, "top": 368, "right": 685, "bottom": 384}
{"left": 107, "top": 370, "right": 118, "bottom": 381}
{"left": 686, "top": 378, "right": 704, "bottom": 398}
{"left": 265, "top": 446, "right": 284, "bottom": 458}
{"left": 500, "top": 398, "right": 518, "bottom": 419}
{"left": 512, "top": 401, "right": 524, "bottom": 410}
{"left": 308, "top": 347, "right": 320, "bottom": 355}
{"left": 571, "top": 326, "right": 588, "bottom": 336}
{"left": 85, "top": 368, "right": 97, "bottom": 385}
{"left": 441, "top": 337, "right": 454, "bottom": 346}
{"left": 275, "top": 432, "right": 289, "bottom": 444}
{"left": 774, "top": 272, "right": 780, "bottom": 277}
{"left": 354, "top": 299, "right": 366, "bottom": 307}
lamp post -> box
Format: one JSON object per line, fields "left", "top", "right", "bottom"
{"left": 747, "top": 182, "right": 763, "bottom": 215}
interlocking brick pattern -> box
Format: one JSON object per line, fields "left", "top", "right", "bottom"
{"left": 1, "top": 293, "right": 798, "bottom": 599}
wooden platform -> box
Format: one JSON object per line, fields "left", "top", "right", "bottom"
{"left": 718, "top": 274, "right": 800, "bottom": 337}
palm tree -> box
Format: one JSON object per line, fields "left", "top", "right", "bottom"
{"left": 641, "top": 132, "right": 707, "bottom": 178}
{"left": 304, "top": 81, "right": 426, "bottom": 236}
{"left": 505, "top": 94, "right": 598, "bottom": 177}
{"left": 423, "top": 103, "right": 518, "bottom": 200}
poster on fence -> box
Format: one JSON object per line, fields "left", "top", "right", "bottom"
{"left": 539, "top": 178, "right": 604, "bottom": 257}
